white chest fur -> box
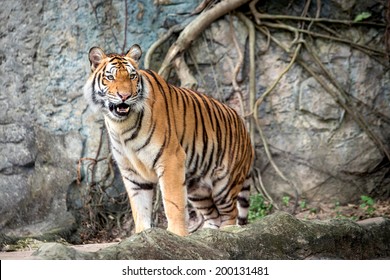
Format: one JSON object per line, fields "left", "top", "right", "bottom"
{"left": 104, "top": 116, "right": 159, "bottom": 183}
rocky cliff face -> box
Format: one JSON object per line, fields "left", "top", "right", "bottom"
{"left": 0, "top": 0, "right": 201, "bottom": 239}
{"left": 0, "top": 0, "right": 389, "bottom": 241}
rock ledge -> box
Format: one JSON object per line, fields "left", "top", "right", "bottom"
{"left": 30, "top": 212, "right": 390, "bottom": 260}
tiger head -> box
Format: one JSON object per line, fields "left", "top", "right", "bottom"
{"left": 84, "top": 44, "right": 146, "bottom": 121}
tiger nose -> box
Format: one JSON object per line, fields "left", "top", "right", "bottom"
{"left": 117, "top": 93, "right": 131, "bottom": 102}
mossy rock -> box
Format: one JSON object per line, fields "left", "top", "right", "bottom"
{"left": 28, "top": 212, "right": 390, "bottom": 260}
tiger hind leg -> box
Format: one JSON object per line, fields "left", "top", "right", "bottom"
{"left": 213, "top": 174, "right": 252, "bottom": 228}
{"left": 187, "top": 179, "right": 221, "bottom": 229}
{"left": 187, "top": 202, "right": 204, "bottom": 233}
{"left": 211, "top": 176, "right": 239, "bottom": 228}
{"left": 236, "top": 174, "right": 252, "bottom": 225}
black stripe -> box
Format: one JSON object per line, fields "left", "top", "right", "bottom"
{"left": 201, "top": 95, "right": 222, "bottom": 174}
{"left": 167, "top": 85, "right": 178, "bottom": 134}
{"left": 224, "top": 109, "right": 234, "bottom": 166}
{"left": 111, "top": 145, "right": 122, "bottom": 155}
{"left": 186, "top": 177, "right": 200, "bottom": 190}
{"left": 217, "top": 200, "right": 235, "bottom": 211}
{"left": 187, "top": 125, "right": 197, "bottom": 171}
{"left": 238, "top": 217, "right": 248, "bottom": 225}
{"left": 146, "top": 71, "right": 172, "bottom": 143}
{"left": 97, "top": 72, "right": 105, "bottom": 94}
{"left": 100, "top": 65, "right": 108, "bottom": 91}
{"left": 213, "top": 106, "right": 223, "bottom": 167}
{"left": 123, "top": 166, "right": 140, "bottom": 176}
{"left": 191, "top": 94, "right": 209, "bottom": 174}
{"left": 212, "top": 170, "right": 229, "bottom": 185}
{"left": 241, "top": 184, "right": 251, "bottom": 192}
{"left": 135, "top": 122, "right": 156, "bottom": 152}
{"left": 196, "top": 204, "right": 216, "bottom": 211}
{"left": 124, "top": 110, "right": 144, "bottom": 143}
{"left": 188, "top": 91, "right": 199, "bottom": 142}
{"left": 231, "top": 110, "right": 241, "bottom": 161}
{"left": 201, "top": 207, "right": 218, "bottom": 217}
{"left": 224, "top": 109, "right": 234, "bottom": 169}
{"left": 171, "top": 86, "right": 185, "bottom": 145}
{"left": 171, "top": 85, "right": 179, "bottom": 109}
{"left": 237, "top": 196, "right": 250, "bottom": 208}
{"left": 124, "top": 176, "right": 154, "bottom": 190}
{"left": 193, "top": 153, "right": 199, "bottom": 174}
{"left": 202, "top": 142, "right": 215, "bottom": 176}
{"left": 179, "top": 88, "right": 188, "bottom": 146}
{"left": 108, "top": 57, "right": 118, "bottom": 63}
{"left": 186, "top": 91, "right": 200, "bottom": 172}
{"left": 212, "top": 100, "right": 228, "bottom": 167}
{"left": 138, "top": 74, "right": 145, "bottom": 100}
{"left": 121, "top": 115, "right": 139, "bottom": 136}
{"left": 197, "top": 92, "right": 216, "bottom": 132}
{"left": 157, "top": 169, "right": 165, "bottom": 179}
{"left": 188, "top": 196, "right": 210, "bottom": 202}
{"left": 141, "top": 72, "right": 157, "bottom": 108}
{"left": 214, "top": 182, "right": 235, "bottom": 204}
{"left": 227, "top": 112, "right": 238, "bottom": 165}
{"left": 152, "top": 137, "right": 166, "bottom": 168}
{"left": 195, "top": 96, "right": 209, "bottom": 173}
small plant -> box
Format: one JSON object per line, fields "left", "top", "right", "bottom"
{"left": 354, "top": 12, "right": 371, "bottom": 22}
{"left": 248, "top": 193, "right": 273, "bottom": 222}
{"left": 333, "top": 201, "right": 344, "bottom": 219}
{"left": 349, "top": 215, "right": 359, "bottom": 222}
{"left": 299, "top": 200, "right": 307, "bottom": 210}
{"left": 282, "top": 196, "right": 290, "bottom": 207}
{"left": 360, "top": 195, "right": 376, "bottom": 216}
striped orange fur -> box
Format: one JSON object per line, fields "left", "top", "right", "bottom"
{"left": 84, "top": 44, "right": 254, "bottom": 236}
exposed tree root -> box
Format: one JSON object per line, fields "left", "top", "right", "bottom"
{"left": 158, "top": 0, "right": 251, "bottom": 79}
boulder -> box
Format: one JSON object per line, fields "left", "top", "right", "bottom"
{"left": 30, "top": 212, "right": 390, "bottom": 260}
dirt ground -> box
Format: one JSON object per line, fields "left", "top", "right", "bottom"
{"left": 292, "top": 199, "right": 390, "bottom": 221}
{"left": 0, "top": 242, "right": 117, "bottom": 260}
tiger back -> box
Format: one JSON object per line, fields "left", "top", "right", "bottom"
{"left": 84, "top": 44, "right": 254, "bottom": 236}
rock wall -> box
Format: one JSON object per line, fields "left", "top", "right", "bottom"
{"left": 0, "top": 0, "right": 200, "bottom": 239}
{"left": 0, "top": 0, "right": 389, "bottom": 240}
{"left": 185, "top": 1, "right": 390, "bottom": 205}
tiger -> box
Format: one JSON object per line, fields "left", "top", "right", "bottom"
{"left": 83, "top": 44, "right": 254, "bottom": 236}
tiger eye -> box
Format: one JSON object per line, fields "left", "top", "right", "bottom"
{"left": 106, "top": 75, "right": 115, "bottom": 81}
{"left": 130, "top": 73, "right": 137, "bottom": 80}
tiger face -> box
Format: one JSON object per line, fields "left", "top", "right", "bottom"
{"left": 84, "top": 44, "right": 146, "bottom": 121}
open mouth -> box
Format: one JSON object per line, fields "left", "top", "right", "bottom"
{"left": 109, "top": 103, "right": 130, "bottom": 117}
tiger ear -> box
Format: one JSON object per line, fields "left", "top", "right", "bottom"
{"left": 89, "top": 47, "right": 106, "bottom": 72}
{"left": 126, "top": 44, "right": 142, "bottom": 63}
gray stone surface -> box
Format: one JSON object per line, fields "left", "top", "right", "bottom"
{"left": 29, "top": 212, "right": 390, "bottom": 259}
{"left": 0, "top": 0, "right": 200, "bottom": 238}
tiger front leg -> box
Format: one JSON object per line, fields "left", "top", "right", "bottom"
{"left": 122, "top": 175, "right": 155, "bottom": 233}
{"left": 157, "top": 153, "right": 188, "bottom": 236}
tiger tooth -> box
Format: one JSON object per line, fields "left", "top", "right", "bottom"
{"left": 116, "top": 107, "right": 130, "bottom": 113}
